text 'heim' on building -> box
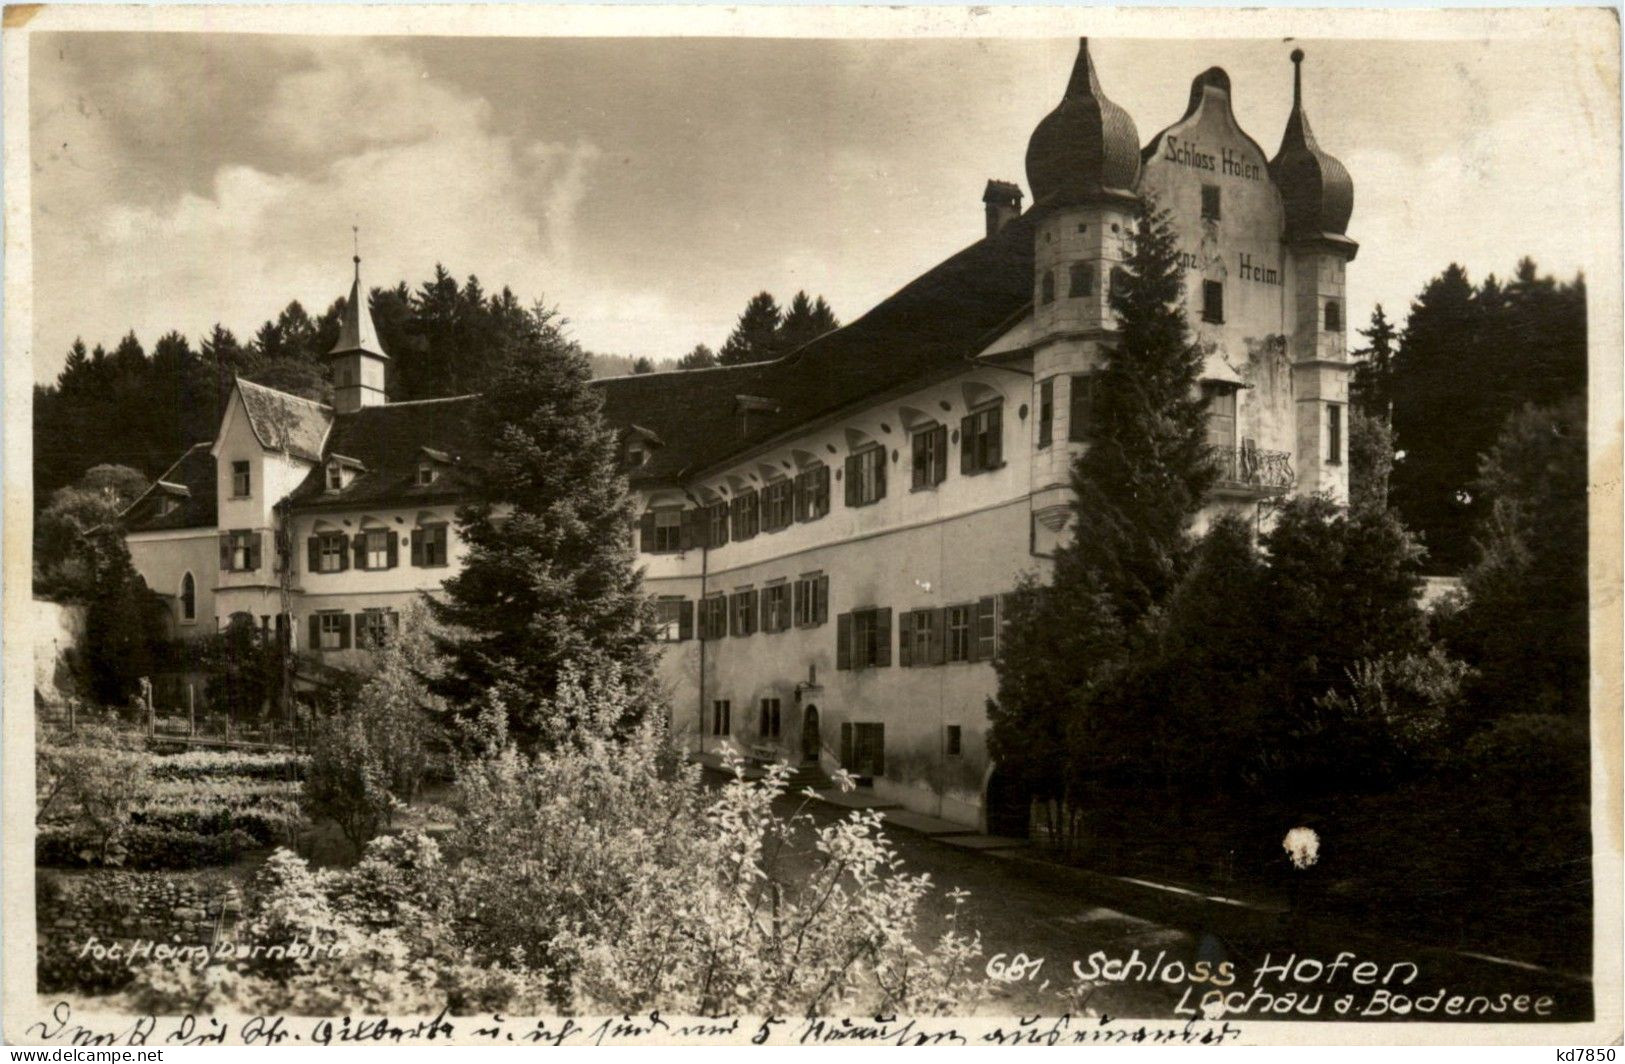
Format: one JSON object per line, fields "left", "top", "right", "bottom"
{"left": 122, "top": 40, "right": 1356, "bottom": 833}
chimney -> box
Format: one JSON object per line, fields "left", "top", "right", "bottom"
{"left": 982, "top": 179, "right": 1023, "bottom": 238}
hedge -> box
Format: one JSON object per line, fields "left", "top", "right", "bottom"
{"left": 37, "top": 825, "right": 260, "bottom": 870}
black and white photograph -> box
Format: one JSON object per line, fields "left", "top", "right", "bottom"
{"left": 3, "top": 5, "right": 1620, "bottom": 1046}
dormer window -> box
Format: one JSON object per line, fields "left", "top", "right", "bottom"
{"left": 157, "top": 496, "right": 178, "bottom": 517}
{"left": 627, "top": 445, "right": 647, "bottom": 468}
{"left": 417, "top": 463, "right": 437, "bottom": 486}
{"left": 325, "top": 454, "right": 366, "bottom": 493}
{"left": 326, "top": 463, "right": 344, "bottom": 492}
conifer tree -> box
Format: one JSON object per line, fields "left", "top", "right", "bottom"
{"left": 718, "top": 292, "right": 784, "bottom": 365}
{"left": 676, "top": 343, "right": 718, "bottom": 370}
{"left": 779, "top": 291, "right": 840, "bottom": 352}
{"left": 430, "top": 305, "right": 655, "bottom": 746}
{"left": 1350, "top": 303, "right": 1398, "bottom": 421}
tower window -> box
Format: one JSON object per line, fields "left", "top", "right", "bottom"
{"left": 231, "top": 461, "right": 251, "bottom": 498}
{"left": 1040, "top": 270, "right": 1056, "bottom": 305}
{"left": 1069, "top": 375, "right": 1095, "bottom": 443}
{"left": 1068, "top": 262, "right": 1096, "bottom": 299}
{"left": 1327, "top": 404, "right": 1343, "bottom": 465}
{"left": 1109, "top": 266, "right": 1131, "bottom": 302}
{"left": 1202, "top": 383, "right": 1237, "bottom": 451}
{"left": 179, "top": 572, "right": 196, "bottom": 622}
{"left": 1037, "top": 379, "right": 1054, "bottom": 448}
{"left": 1201, "top": 184, "right": 1221, "bottom": 221}
{"left": 1202, "top": 281, "right": 1225, "bottom": 324}
{"left": 1324, "top": 300, "right": 1342, "bottom": 332}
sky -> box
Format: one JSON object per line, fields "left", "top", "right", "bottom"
{"left": 26, "top": 30, "right": 1615, "bottom": 382}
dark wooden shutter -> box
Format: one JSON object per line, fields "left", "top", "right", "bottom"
{"left": 337, "top": 536, "right": 350, "bottom": 572}
{"left": 759, "top": 588, "right": 771, "bottom": 632}
{"left": 816, "top": 465, "right": 830, "bottom": 516}
{"left": 679, "top": 600, "right": 694, "bottom": 641}
{"left": 410, "top": 531, "right": 424, "bottom": 567}
{"left": 844, "top": 455, "right": 858, "bottom": 507}
{"left": 308, "top": 614, "right": 320, "bottom": 649}
{"left": 875, "top": 450, "right": 887, "bottom": 500}
{"left": 986, "top": 406, "right": 1003, "bottom": 468}
{"left": 874, "top": 608, "right": 892, "bottom": 667}
{"left": 960, "top": 414, "right": 976, "bottom": 474}
{"left": 247, "top": 532, "right": 262, "bottom": 571}
{"left": 932, "top": 424, "right": 948, "bottom": 485}
{"left": 816, "top": 575, "right": 830, "bottom": 624}
{"left": 639, "top": 511, "right": 656, "bottom": 553}
{"left": 836, "top": 612, "right": 852, "bottom": 670}
{"left": 898, "top": 610, "right": 914, "bottom": 667}
{"left": 793, "top": 578, "right": 804, "bottom": 624}
{"left": 307, "top": 536, "right": 320, "bottom": 572}
{"left": 219, "top": 531, "right": 233, "bottom": 570}
{"left": 713, "top": 503, "right": 729, "bottom": 547}
{"left": 338, "top": 613, "right": 352, "bottom": 650}
{"left": 680, "top": 509, "right": 698, "bottom": 550}
{"left": 1039, "top": 378, "right": 1054, "bottom": 447}
{"left": 840, "top": 722, "right": 853, "bottom": 769}
{"left": 386, "top": 531, "right": 399, "bottom": 569}
{"left": 931, "top": 607, "right": 948, "bottom": 665}
{"left": 352, "top": 533, "right": 366, "bottom": 570}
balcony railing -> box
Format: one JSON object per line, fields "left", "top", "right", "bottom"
{"left": 1210, "top": 444, "right": 1294, "bottom": 495}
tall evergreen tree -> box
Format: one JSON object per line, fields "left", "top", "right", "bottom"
{"left": 779, "top": 291, "right": 840, "bottom": 352}
{"left": 676, "top": 343, "right": 718, "bottom": 370}
{"left": 430, "top": 305, "right": 655, "bottom": 745}
{"left": 718, "top": 292, "right": 784, "bottom": 365}
{"left": 1350, "top": 303, "right": 1397, "bottom": 421}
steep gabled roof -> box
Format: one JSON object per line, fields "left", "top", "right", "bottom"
{"left": 594, "top": 207, "right": 1036, "bottom": 484}
{"left": 284, "top": 395, "right": 485, "bottom": 511}
{"left": 235, "top": 378, "right": 334, "bottom": 462}
{"left": 123, "top": 443, "right": 217, "bottom": 532}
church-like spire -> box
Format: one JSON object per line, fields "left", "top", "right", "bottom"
{"left": 329, "top": 238, "right": 387, "bottom": 360}
{"left": 1269, "top": 48, "right": 1354, "bottom": 240}
{"left": 1024, "top": 38, "right": 1142, "bottom": 209}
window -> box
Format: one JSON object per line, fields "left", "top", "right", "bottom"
{"left": 417, "top": 462, "right": 438, "bottom": 486}
{"left": 759, "top": 698, "right": 782, "bottom": 740}
{"left": 231, "top": 461, "right": 251, "bottom": 498}
{"left": 1201, "top": 184, "right": 1221, "bottom": 221}
{"left": 960, "top": 404, "right": 1003, "bottom": 474}
{"left": 326, "top": 464, "right": 344, "bottom": 492}
{"left": 911, "top": 424, "right": 948, "bottom": 490}
{"left": 1110, "top": 266, "right": 1131, "bottom": 302}
{"left": 640, "top": 508, "right": 682, "bottom": 553}
{"left": 761, "top": 582, "right": 791, "bottom": 633}
{"left": 412, "top": 524, "right": 449, "bottom": 567}
{"left": 794, "top": 464, "right": 831, "bottom": 522}
{"left": 1202, "top": 280, "right": 1225, "bottom": 324}
{"left": 836, "top": 607, "right": 892, "bottom": 670}
{"left": 316, "top": 611, "right": 350, "bottom": 651}
{"left": 1327, "top": 404, "right": 1343, "bottom": 465}
{"left": 730, "top": 588, "right": 757, "bottom": 637}
{"left": 1038, "top": 379, "right": 1054, "bottom": 448}
{"left": 179, "top": 573, "right": 196, "bottom": 622}
{"left": 1068, "top": 261, "right": 1096, "bottom": 299}
{"left": 655, "top": 597, "right": 694, "bottom": 642}
{"left": 701, "top": 594, "right": 729, "bottom": 640}
{"left": 763, "top": 480, "right": 795, "bottom": 532}
{"left": 1202, "top": 383, "right": 1237, "bottom": 452}
{"left": 157, "top": 495, "right": 178, "bottom": 517}
{"left": 841, "top": 722, "right": 885, "bottom": 777}
{"left": 794, "top": 573, "right": 830, "bottom": 628}
{"left": 973, "top": 595, "right": 1001, "bottom": 662}
{"left": 707, "top": 501, "right": 731, "bottom": 547}
{"left": 1324, "top": 300, "right": 1342, "bottom": 332}
{"left": 1069, "top": 375, "right": 1095, "bottom": 443}
{"left": 899, "top": 607, "right": 945, "bottom": 667}
{"left": 711, "top": 700, "right": 731, "bottom": 737}
{"left": 626, "top": 444, "right": 646, "bottom": 468}
{"left": 730, "top": 490, "right": 760, "bottom": 541}
{"left": 946, "top": 605, "right": 973, "bottom": 662}
{"left": 312, "top": 531, "right": 347, "bottom": 573}
{"left": 221, "top": 529, "right": 260, "bottom": 572}
{"left": 357, "top": 608, "right": 399, "bottom": 650}
{"left": 945, "top": 725, "right": 962, "bottom": 757}
{"left": 364, "top": 529, "right": 391, "bottom": 570}
{"left": 1040, "top": 270, "right": 1055, "bottom": 305}
{"left": 845, "top": 446, "right": 886, "bottom": 507}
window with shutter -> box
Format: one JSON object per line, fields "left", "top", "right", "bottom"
{"left": 246, "top": 531, "right": 262, "bottom": 571}
{"left": 1202, "top": 280, "right": 1225, "bottom": 324}
{"left": 946, "top": 605, "right": 972, "bottom": 662}
{"left": 1069, "top": 261, "right": 1097, "bottom": 299}
{"left": 974, "top": 596, "right": 998, "bottom": 661}
{"left": 848, "top": 447, "right": 886, "bottom": 506}
{"left": 898, "top": 611, "right": 914, "bottom": 667}
{"left": 836, "top": 613, "right": 852, "bottom": 670}
{"left": 679, "top": 600, "right": 694, "bottom": 641}
{"left": 962, "top": 405, "right": 1003, "bottom": 474}
{"left": 873, "top": 607, "right": 891, "bottom": 667}
{"left": 816, "top": 575, "right": 830, "bottom": 624}
{"left": 1202, "top": 384, "right": 1237, "bottom": 452}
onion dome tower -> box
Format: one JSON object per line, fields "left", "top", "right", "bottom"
{"left": 326, "top": 249, "right": 389, "bottom": 414}
{"left": 1269, "top": 49, "right": 1356, "bottom": 504}
{"left": 1022, "top": 39, "right": 1144, "bottom": 555}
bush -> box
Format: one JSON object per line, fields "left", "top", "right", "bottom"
{"left": 303, "top": 712, "right": 395, "bottom": 855}
{"left": 36, "top": 727, "right": 154, "bottom": 866}
{"left": 149, "top": 750, "right": 308, "bottom": 782}
{"left": 37, "top": 824, "right": 259, "bottom": 870}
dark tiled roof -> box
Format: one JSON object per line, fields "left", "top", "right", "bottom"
{"left": 284, "top": 396, "right": 485, "bottom": 511}
{"left": 123, "top": 443, "right": 217, "bottom": 532}
{"left": 236, "top": 378, "right": 334, "bottom": 462}
{"left": 595, "top": 208, "right": 1036, "bottom": 484}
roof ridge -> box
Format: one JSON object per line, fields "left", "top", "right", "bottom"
{"left": 351, "top": 393, "right": 481, "bottom": 408}
{"left": 236, "top": 376, "right": 335, "bottom": 412}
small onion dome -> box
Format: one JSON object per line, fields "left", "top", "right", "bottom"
{"left": 1025, "top": 38, "right": 1142, "bottom": 209}
{"left": 1269, "top": 49, "right": 1353, "bottom": 240}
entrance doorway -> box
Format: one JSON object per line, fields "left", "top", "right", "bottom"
{"left": 984, "top": 765, "right": 1032, "bottom": 838}
{"left": 801, "top": 705, "right": 820, "bottom": 763}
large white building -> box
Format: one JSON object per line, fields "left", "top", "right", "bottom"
{"left": 123, "top": 40, "right": 1356, "bottom": 830}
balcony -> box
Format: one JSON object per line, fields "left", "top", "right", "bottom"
{"left": 1210, "top": 444, "right": 1294, "bottom": 496}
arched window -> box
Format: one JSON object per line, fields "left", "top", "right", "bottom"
{"left": 1324, "top": 300, "right": 1342, "bottom": 332}
{"left": 1040, "top": 270, "right": 1056, "bottom": 305}
{"left": 180, "top": 572, "right": 196, "bottom": 622}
